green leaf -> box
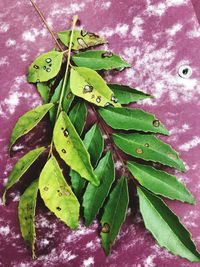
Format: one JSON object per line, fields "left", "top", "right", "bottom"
{"left": 58, "top": 30, "right": 106, "bottom": 51}
{"left": 27, "top": 51, "right": 63, "bottom": 83}
{"left": 108, "top": 84, "right": 151, "bottom": 104}
{"left": 69, "top": 101, "right": 87, "bottom": 135}
{"left": 53, "top": 111, "right": 99, "bottom": 186}
{"left": 18, "top": 179, "right": 38, "bottom": 259}
{"left": 9, "top": 103, "right": 54, "bottom": 151}
{"left": 70, "top": 123, "right": 104, "bottom": 197}
{"left": 113, "top": 133, "right": 185, "bottom": 172}
{"left": 39, "top": 156, "right": 80, "bottom": 229}
{"left": 127, "top": 161, "right": 194, "bottom": 204}
{"left": 99, "top": 107, "right": 169, "bottom": 135}
{"left": 72, "top": 50, "right": 131, "bottom": 70}
{"left": 49, "top": 79, "right": 74, "bottom": 125}
{"left": 3, "top": 147, "right": 45, "bottom": 204}
{"left": 137, "top": 187, "right": 200, "bottom": 262}
{"left": 100, "top": 176, "right": 129, "bottom": 256}
{"left": 70, "top": 67, "right": 121, "bottom": 107}
{"left": 36, "top": 82, "right": 50, "bottom": 103}
{"left": 83, "top": 124, "right": 104, "bottom": 167}
{"left": 83, "top": 152, "right": 115, "bottom": 226}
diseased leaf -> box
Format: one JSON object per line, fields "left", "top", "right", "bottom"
{"left": 70, "top": 67, "right": 121, "bottom": 107}
{"left": 113, "top": 133, "right": 185, "bottom": 172}
{"left": 27, "top": 51, "right": 63, "bottom": 83}
{"left": 9, "top": 103, "right": 54, "bottom": 151}
{"left": 83, "top": 152, "right": 115, "bottom": 226}
{"left": 58, "top": 30, "right": 106, "bottom": 51}
{"left": 108, "top": 84, "right": 151, "bottom": 104}
{"left": 39, "top": 156, "right": 80, "bottom": 229}
{"left": 137, "top": 187, "right": 200, "bottom": 262}
{"left": 72, "top": 50, "right": 131, "bottom": 70}
{"left": 18, "top": 179, "right": 38, "bottom": 259}
{"left": 99, "top": 107, "right": 169, "bottom": 135}
{"left": 3, "top": 147, "right": 45, "bottom": 204}
{"left": 70, "top": 123, "right": 104, "bottom": 197}
{"left": 36, "top": 82, "right": 50, "bottom": 103}
{"left": 49, "top": 79, "right": 74, "bottom": 125}
{"left": 100, "top": 176, "right": 129, "bottom": 256}
{"left": 127, "top": 161, "right": 194, "bottom": 204}
{"left": 53, "top": 111, "right": 99, "bottom": 186}
{"left": 69, "top": 100, "right": 87, "bottom": 135}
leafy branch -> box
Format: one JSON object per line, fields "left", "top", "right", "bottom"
{"left": 3, "top": 0, "right": 200, "bottom": 262}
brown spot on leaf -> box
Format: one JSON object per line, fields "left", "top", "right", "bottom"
{"left": 153, "top": 120, "right": 160, "bottom": 127}
{"left": 101, "top": 223, "right": 110, "bottom": 233}
{"left": 136, "top": 148, "right": 143, "bottom": 154}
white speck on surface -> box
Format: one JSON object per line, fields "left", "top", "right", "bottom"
{"left": 22, "top": 28, "right": 47, "bottom": 42}
{"left": 166, "top": 23, "right": 182, "bottom": 36}
{"left": 5, "top": 38, "right": 16, "bottom": 47}
{"left": 20, "top": 53, "right": 29, "bottom": 62}
{"left": 131, "top": 17, "right": 144, "bottom": 40}
{"left": 101, "top": 1, "right": 111, "bottom": 10}
{"left": 99, "top": 23, "right": 129, "bottom": 38}
{"left": 0, "top": 225, "right": 10, "bottom": 236}
{"left": 179, "top": 136, "right": 200, "bottom": 151}
{"left": 50, "top": 2, "right": 85, "bottom": 17}
{"left": 0, "top": 56, "right": 9, "bottom": 67}
{"left": 143, "top": 255, "right": 156, "bottom": 267}
{"left": 82, "top": 257, "right": 94, "bottom": 267}
{"left": 0, "top": 22, "right": 10, "bottom": 32}
{"left": 115, "top": 160, "right": 123, "bottom": 170}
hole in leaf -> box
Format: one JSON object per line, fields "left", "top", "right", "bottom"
{"left": 101, "top": 51, "right": 113, "bottom": 58}
{"left": 62, "top": 149, "right": 66, "bottom": 153}
{"left": 56, "top": 207, "right": 61, "bottom": 211}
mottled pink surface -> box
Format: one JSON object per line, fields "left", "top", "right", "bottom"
{"left": 1, "top": 0, "right": 200, "bottom": 266}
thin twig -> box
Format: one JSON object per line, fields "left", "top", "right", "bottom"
{"left": 30, "top": 0, "right": 63, "bottom": 51}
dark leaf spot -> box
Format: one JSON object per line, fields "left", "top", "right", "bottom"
{"left": 101, "top": 223, "right": 110, "bottom": 233}
{"left": 102, "top": 51, "right": 113, "bottom": 58}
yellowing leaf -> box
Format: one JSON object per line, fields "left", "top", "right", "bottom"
{"left": 18, "top": 179, "right": 38, "bottom": 259}
{"left": 27, "top": 51, "right": 63, "bottom": 83}
{"left": 53, "top": 111, "right": 99, "bottom": 186}
{"left": 58, "top": 30, "right": 106, "bottom": 50}
{"left": 39, "top": 156, "right": 80, "bottom": 229}
{"left": 3, "top": 147, "right": 45, "bottom": 204}
{"left": 9, "top": 103, "right": 54, "bottom": 151}
{"left": 70, "top": 67, "right": 121, "bottom": 107}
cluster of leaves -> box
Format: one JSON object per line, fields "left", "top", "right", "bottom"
{"left": 3, "top": 15, "right": 200, "bottom": 262}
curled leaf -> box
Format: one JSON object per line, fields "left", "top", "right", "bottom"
{"left": 53, "top": 111, "right": 99, "bottom": 186}
{"left": 9, "top": 103, "right": 54, "bottom": 151}
{"left": 72, "top": 50, "right": 131, "bottom": 70}
{"left": 70, "top": 67, "right": 121, "bottom": 107}
{"left": 18, "top": 179, "right": 38, "bottom": 259}
{"left": 3, "top": 147, "right": 45, "bottom": 204}
{"left": 58, "top": 30, "right": 106, "bottom": 50}
{"left": 27, "top": 51, "right": 63, "bottom": 83}
{"left": 39, "top": 156, "right": 80, "bottom": 229}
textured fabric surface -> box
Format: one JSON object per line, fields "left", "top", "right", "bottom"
{"left": 1, "top": 0, "right": 200, "bottom": 266}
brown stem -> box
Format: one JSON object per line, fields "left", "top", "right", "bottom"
{"left": 30, "top": 0, "right": 63, "bottom": 51}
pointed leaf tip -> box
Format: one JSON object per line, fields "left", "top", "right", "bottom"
{"left": 137, "top": 187, "right": 200, "bottom": 262}
{"left": 53, "top": 111, "right": 99, "bottom": 186}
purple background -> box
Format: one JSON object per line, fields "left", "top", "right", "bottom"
{"left": 1, "top": 0, "right": 200, "bottom": 266}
